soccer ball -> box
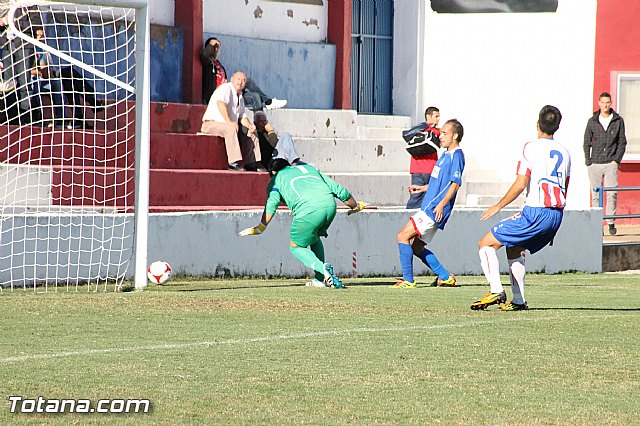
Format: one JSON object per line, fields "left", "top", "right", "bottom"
{"left": 147, "top": 261, "right": 172, "bottom": 285}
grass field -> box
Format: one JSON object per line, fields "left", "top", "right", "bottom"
{"left": 1, "top": 273, "right": 639, "bottom": 425}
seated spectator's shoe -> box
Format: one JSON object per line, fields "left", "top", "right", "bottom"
{"left": 322, "top": 263, "right": 344, "bottom": 289}
{"left": 470, "top": 291, "right": 507, "bottom": 310}
{"left": 305, "top": 279, "right": 327, "bottom": 288}
{"left": 227, "top": 162, "right": 245, "bottom": 171}
{"left": 245, "top": 162, "right": 268, "bottom": 172}
{"left": 389, "top": 280, "right": 416, "bottom": 288}
{"left": 500, "top": 301, "right": 529, "bottom": 311}
{"left": 265, "top": 98, "right": 287, "bottom": 110}
{"left": 0, "top": 79, "right": 15, "bottom": 92}
{"left": 608, "top": 224, "right": 617, "bottom": 235}
{"left": 436, "top": 274, "right": 457, "bottom": 287}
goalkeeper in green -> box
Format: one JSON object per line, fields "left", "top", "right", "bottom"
{"left": 239, "top": 158, "right": 366, "bottom": 288}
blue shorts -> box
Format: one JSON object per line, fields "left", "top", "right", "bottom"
{"left": 491, "top": 206, "right": 563, "bottom": 254}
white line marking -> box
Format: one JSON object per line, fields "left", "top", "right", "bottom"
{"left": 0, "top": 314, "right": 627, "bottom": 364}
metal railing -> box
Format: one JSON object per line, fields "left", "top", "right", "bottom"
{"left": 596, "top": 186, "right": 640, "bottom": 220}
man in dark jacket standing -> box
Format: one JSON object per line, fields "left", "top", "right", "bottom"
{"left": 584, "top": 92, "right": 627, "bottom": 235}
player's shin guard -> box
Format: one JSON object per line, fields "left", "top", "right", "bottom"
{"left": 290, "top": 246, "right": 325, "bottom": 278}
{"left": 508, "top": 254, "right": 526, "bottom": 305}
{"left": 310, "top": 240, "right": 325, "bottom": 283}
{"left": 416, "top": 248, "right": 450, "bottom": 281}
{"left": 398, "top": 243, "right": 415, "bottom": 283}
{"left": 479, "top": 246, "right": 503, "bottom": 294}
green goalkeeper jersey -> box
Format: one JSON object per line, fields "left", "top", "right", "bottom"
{"left": 265, "top": 165, "right": 351, "bottom": 217}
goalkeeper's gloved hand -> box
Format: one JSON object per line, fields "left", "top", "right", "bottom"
{"left": 347, "top": 201, "right": 368, "bottom": 216}
{"left": 239, "top": 222, "right": 267, "bottom": 236}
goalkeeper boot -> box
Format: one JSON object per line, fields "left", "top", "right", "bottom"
{"left": 470, "top": 291, "right": 507, "bottom": 310}
{"left": 323, "top": 263, "right": 344, "bottom": 289}
{"left": 431, "top": 274, "right": 457, "bottom": 287}
{"left": 389, "top": 280, "right": 416, "bottom": 288}
{"left": 500, "top": 301, "right": 529, "bottom": 311}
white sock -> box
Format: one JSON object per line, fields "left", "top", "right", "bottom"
{"left": 479, "top": 246, "right": 503, "bottom": 294}
{"left": 508, "top": 254, "right": 526, "bottom": 304}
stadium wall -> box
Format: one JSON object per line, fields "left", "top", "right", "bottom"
{"left": 204, "top": 33, "right": 335, "bottom": 110}
{"left": 150, "top": 24, "right": 184, "bottom": 103}
{"left": 593, "top": 0, "right": 640, "bottom": 223}
{"left": 138, "top": 209, "right": 602, "bottom": 280}
{"left": 392, "top": 0, "right": 598, "bottom": 212}
{"left": 202, "top": 0, "right": 327, "bottom": 43}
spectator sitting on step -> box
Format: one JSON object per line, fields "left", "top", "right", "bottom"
{"left": 200, "top": 71, "right": 266, "bottom": 172}
{"left": 253, "top": 110, "right": 304, "bottom": 168}
{"left": 32, "top": 27, "right": 104, "bottom": 129}
{"left": 200, "top": 37, "right": 287, "bottom": 111}
{"left": 30, "top": 27, "right": 67, "bottom": 128}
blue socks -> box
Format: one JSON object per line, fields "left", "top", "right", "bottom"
{"left": 398, "top": 243, "right": 414, "bottom": 282}
{"left": 416, "top": 248, "right": 450, "bottom": 280}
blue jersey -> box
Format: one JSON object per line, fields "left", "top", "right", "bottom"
{"left": 420, "top": 148, "right": 465, "bottom": 229}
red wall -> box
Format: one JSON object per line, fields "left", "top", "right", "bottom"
{"left": 327, "top": 0, "right": 352, "bottom": 110}
{"left": 594, "top": 0, "right": 640, "bottom": 223}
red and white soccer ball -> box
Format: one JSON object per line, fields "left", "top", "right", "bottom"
{"left": 147, "top": 260, "right": 172, "bottom": 285}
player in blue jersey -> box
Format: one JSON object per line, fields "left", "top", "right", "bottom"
{"left": 471, "top": 105, "right": 571, "bottom": 311}
{"left": 391, "top": 119, "right": 465, "bottom": 288}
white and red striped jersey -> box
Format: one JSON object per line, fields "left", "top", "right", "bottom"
{"left": 516, "top": 138, "right": 571, "bottom": 208}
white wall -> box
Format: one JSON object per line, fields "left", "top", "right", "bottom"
{"left": 149, "top": 0, "right": 174, "bottom": 26}
{"left": 142, "top": 209, "right": 602, "bottom": 279}
{"left": 203, "top": 0, "right": 327, "bottom": 43}
{"left": 394, "top": 0, "right": 596, "bottom": 210}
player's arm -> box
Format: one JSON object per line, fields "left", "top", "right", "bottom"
{"left": 240, "top": 115, "right": 256, "bottom": 136}
{"left": 240, "top": 187, "right": 280, "bottom": 236}
{"left": 408, "top": 184, "right": 427, "bottom": 194}
{"left": 432, "top": 182, "right": 459, "bottom": 222}
{"left": 480, "top": 174, "right": 529, "bottom": 221}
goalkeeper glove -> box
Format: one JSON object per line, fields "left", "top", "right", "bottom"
{"left": 347, "top": 201, "right": 368, "bottom": 216}
{"left": 239, "top": 222, "right": 267, "bottom": 236}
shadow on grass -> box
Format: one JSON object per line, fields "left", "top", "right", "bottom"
{"left": 172, "top": 282, "right": 306, "bottom": 292}
{"left": 529, "top": 307, "right": 640, "bottom": 311}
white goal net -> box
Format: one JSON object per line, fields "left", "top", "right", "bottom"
{"left": 0, "top": 0, "right": 148, "bottom": 291}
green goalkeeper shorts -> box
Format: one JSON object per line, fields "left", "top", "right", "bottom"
{"left": 290, "top": 206, "right": 337, "bottom": 247}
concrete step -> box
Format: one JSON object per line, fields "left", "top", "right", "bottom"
{"left": 264, "top": 109, "right": 358, "bottom": 139}
{"left": 464, "top": 180, "right": 512, "bottom": 195}
{"left": 151, "top": 102, "right": 207, "bottom": 134}
{"left": 356, "top": 114, "right": 412, "bottom": 129}
{"left": 324, "top": 172, "right": 410, "bottom": 207}
{"left": 1, "top": 125, "right": 229, "bottom": 170}
{"left": 149, "top": 169, "right": 270, "bottom": 207}
{"left": 0, "top": 164, "right": 52, "bottom": 207}
{"left": 463, "top": 194, "right": 525, "bottom": 208}
{"left": 356, "top": 126, "right": 405, "bottom": 141}
{"left": 150, "top": 132, "right": 227, "bottom": 170}
{"left": 295, "top": 137, "right": 410, "bottom": 173}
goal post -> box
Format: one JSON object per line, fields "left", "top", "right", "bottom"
{"left": 0, "top": 0, "right": 150, "bottom": 291}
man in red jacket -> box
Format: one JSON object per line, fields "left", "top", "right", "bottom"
{"left": 406, "top": 107, "right": 441, "bottom": 209}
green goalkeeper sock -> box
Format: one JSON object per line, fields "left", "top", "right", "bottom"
{"left": 309, "top": 240, "right": 325, "bottom": 282}
{"left": 290, "top": 246, "right": 325, "bottom": 278}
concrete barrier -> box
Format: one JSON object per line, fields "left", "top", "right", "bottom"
{"left": 145, "top": 208, "right": 602, "bottom": 279}
{"left": 0, "top": 208, "right": 602, "bottom": 285}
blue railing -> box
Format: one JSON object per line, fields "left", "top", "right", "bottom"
{"left": 596, "top": 186, "right": 640, "bottom": 220}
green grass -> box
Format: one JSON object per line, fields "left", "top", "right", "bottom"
{"left": 1, "top": 273, "right": 639, "bottom": 425}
